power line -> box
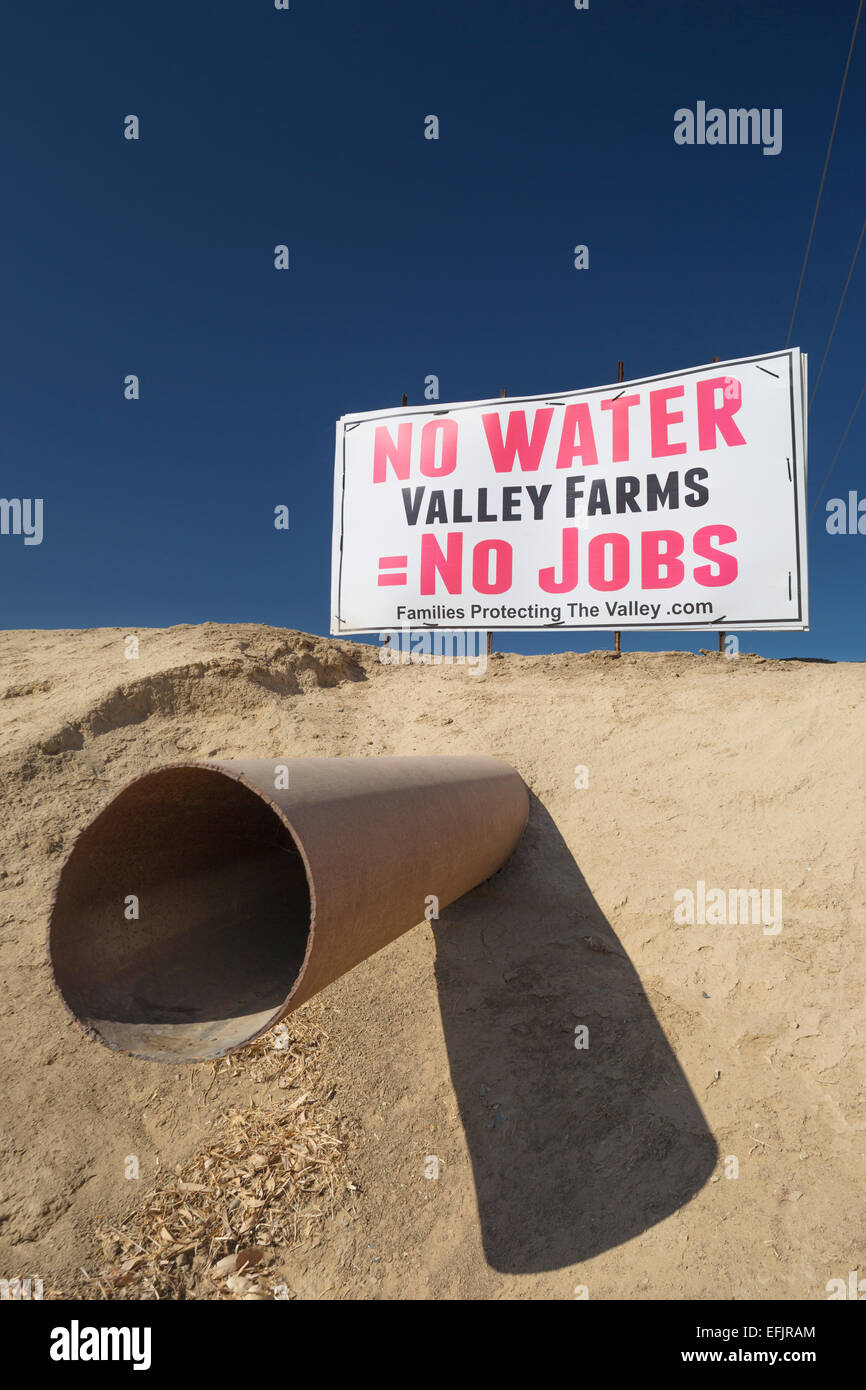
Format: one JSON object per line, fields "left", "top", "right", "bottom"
{"left": 809, "top": 208, "right": 866, "bottom": 408}
{"left": 786, "top": 0, "right": 863, "bottom": 347}
{"left": 809, "top": 378, "right": 866, "bottom": 521}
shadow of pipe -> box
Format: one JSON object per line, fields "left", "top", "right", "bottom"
{"left": 433, "top": 792, "right": 717, "bottom": 1274}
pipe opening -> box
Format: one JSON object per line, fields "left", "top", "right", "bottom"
{"left": 49, "top": 766, "right": 311, "bottom": 1062}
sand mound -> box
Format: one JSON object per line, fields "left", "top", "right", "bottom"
{"left": 0, "top": 623, "right": 863, "bottom": 1299}
{"left": 2, "top": 630, "right": 366, "bottom": 758}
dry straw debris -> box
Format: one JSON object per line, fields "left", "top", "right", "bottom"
{"left": 77, "top": 1007, "right": 358, "bottom": 1300}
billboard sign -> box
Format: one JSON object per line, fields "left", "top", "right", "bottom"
{"left": 331, "top": 349, "right": 808, "bottom": 633}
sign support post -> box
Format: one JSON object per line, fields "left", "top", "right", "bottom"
{"left": 486, "top": 388, "right": 509, "bottom": 658}
{"left": 613, "top": 361, "right": 625, "bottom": 654}
{"left": 710, "top": 360, "right": 727, "bottom": 658}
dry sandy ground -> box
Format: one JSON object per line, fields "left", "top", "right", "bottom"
{"left": 0, "top": 623, "right": 863, "bottom": 1300}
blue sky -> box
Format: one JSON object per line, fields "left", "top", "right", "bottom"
{"left": 2, "top": 0, "right": 864, "bottom": 658}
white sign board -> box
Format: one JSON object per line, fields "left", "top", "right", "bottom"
{"left": 331, "top": 349, "right": 808, "bottom": 633}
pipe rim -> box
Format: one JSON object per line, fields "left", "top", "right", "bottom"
{"left": 47, "top": 761, "right": 319, "bottom": 1063}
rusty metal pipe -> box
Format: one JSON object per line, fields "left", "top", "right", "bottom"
{"left": 48, "top": 756, "right": 528, "bottom": 1063}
